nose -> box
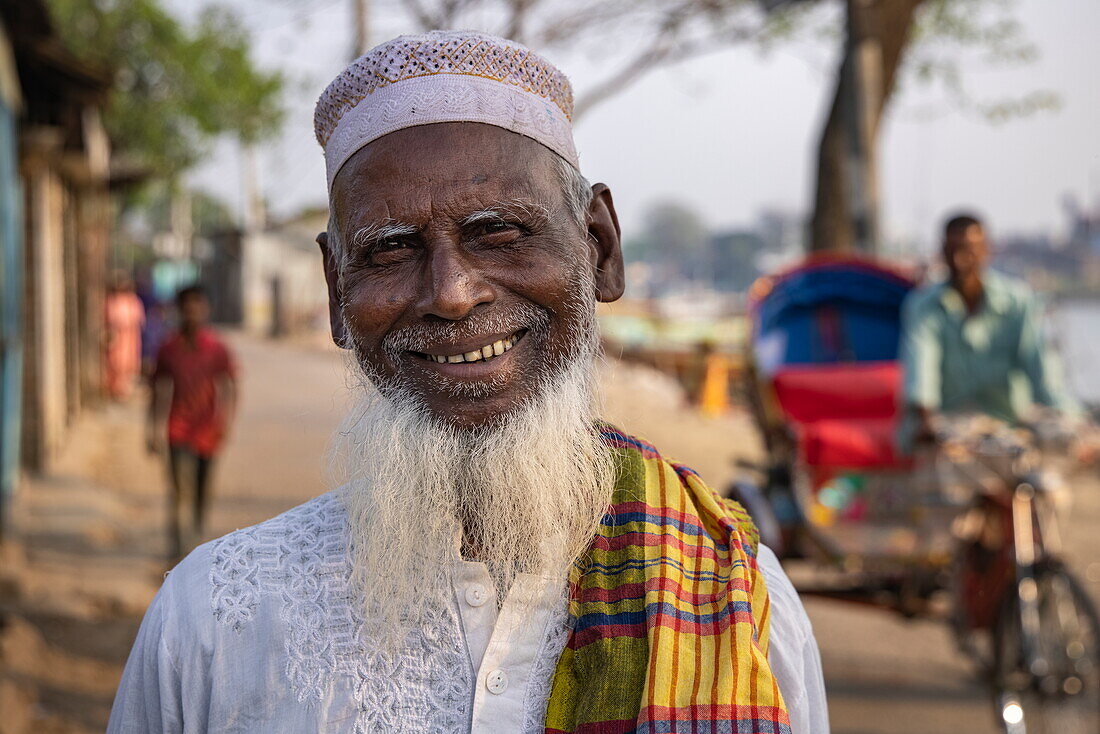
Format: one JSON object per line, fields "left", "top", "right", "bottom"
{"left": 415, "top": 239, "right": 495, "bottom": 320}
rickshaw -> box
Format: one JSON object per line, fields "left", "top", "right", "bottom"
{"left": 731, "top": 255, "right": 1100, "bottom": 733}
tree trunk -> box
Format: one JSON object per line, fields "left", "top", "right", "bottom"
{"left": 352, "top": 0, "right": 370, "bottom": 59}
{"left": 809, "top": 0, "right": 925, "bottom": 253}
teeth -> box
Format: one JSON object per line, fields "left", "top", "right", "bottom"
{"left": 426, "top": 334, "right": 521, "bottom": 364}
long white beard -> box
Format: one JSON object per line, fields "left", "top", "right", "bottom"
{"left": 331, "top": 306, "right": 616, "bottom": 639}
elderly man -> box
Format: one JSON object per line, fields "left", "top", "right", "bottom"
{"left": 109, "top": 31, "right": 826, "bottom": 733}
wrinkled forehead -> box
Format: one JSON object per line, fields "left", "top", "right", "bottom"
{"left": 329, "top": 123, "right": 563, "bottom": 226}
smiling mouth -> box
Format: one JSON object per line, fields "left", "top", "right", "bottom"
{"left": 411, "top": 330, "right": 526, "bottom": 365}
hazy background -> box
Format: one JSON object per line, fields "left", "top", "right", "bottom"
{"left": 3, "top": 2, "right": 1100, "bottom": 733}
{"left": 179, "top": 0, "right": 1100, "bottom": 251}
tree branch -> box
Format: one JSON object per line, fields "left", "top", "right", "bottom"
{"left": 392, "top": 0, "right": 774, "bottom": 121}
{"left": 402, "top": 0, "right": 441, "bottom": 30}
{"left": 529, "top": 2, "right": 665, "bottom": 49}
{"left": 573, "top": 21, "right": 761, "bottom": 119}
{"left": 433, "top": 0, "right": 476, "bottom": 28}
{"left": 502, "top": 0, "right": 543, "bottom": 44}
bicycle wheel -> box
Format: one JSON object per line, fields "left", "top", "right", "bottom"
{"left": 992, "top": 562, "right": 1100, "bottom": 733}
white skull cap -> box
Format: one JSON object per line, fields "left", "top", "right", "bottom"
{"left": 314, "top": 30, "right": 579, "bottom": 190}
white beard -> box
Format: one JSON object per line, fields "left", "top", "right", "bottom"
{"left": 331, "top": 299, "right": 615, "bottom": 640}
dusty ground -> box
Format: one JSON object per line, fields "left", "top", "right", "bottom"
{"left": 1, "top": 331, "right": 1098, "bottom": 733}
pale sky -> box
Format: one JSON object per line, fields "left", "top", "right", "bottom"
{"left": 182, "top": 0, "right": 1100, "bottom": 253}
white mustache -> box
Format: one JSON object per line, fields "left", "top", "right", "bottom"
{"left": 381, "top": 303, "right": 551, "bottom": 357}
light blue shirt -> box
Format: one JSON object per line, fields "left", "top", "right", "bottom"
{"left": 899, "top": 270, "right": 1077, "bottom": 430}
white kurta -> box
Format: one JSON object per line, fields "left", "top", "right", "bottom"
{"left": 108, "top": 491, "right": 828, "bottom": 733}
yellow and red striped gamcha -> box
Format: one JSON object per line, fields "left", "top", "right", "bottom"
{"left": 545, "top": 428, "right": 791, "bottom": 734}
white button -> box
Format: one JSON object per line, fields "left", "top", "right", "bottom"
{"left": 485, "top": 668, "right": 508, "bottom": 694}
{"left": 465, "top": 584, "right": 488, "bottom": 607}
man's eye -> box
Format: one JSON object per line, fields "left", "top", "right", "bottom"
{"left": 481, "top": 220, "right": 515, "bottom": 235}
{"left": 352, "top": 238, "right": 416, "bottom": 267}
{"left": 376, "top": 239, "right": 409, "bottom": 252}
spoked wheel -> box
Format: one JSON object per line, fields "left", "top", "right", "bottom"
{"left": 992, "top": 562, "right": 1100, "bottom": 733}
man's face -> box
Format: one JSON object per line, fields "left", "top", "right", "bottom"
{"left": 943, "top": 223, "right": 989, "bottom": 283}
{"left": 179, "top": 295, "right": 209, "bottom": 330}
{"left": 322, "top": 123, "right": 622, "bottom": 428}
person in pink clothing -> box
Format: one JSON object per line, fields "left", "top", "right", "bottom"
{"left": 104, "top": 272, "right": 146, "bottom": 400}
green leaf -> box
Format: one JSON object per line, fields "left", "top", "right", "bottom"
{"left": 46, "top": 0, "right": 285, "bottom": 181}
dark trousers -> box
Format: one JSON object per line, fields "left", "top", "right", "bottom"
{"left": 168, "top": 446, "right": 213, "bottom": 561}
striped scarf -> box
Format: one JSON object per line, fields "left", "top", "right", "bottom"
{"left": 544, "top": 428, "right": 792, "bottom": 734}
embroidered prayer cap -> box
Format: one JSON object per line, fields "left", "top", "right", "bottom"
{"left": 314, "top": 30, "right": 579, "bottom": 190}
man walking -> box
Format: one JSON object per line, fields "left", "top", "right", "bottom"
{"left": 147, "top": 285, "right": 237, "bottom": 561}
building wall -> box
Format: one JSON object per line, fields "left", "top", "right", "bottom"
{"left": 20, "top": 139, "right": 69, "bottom": 470}
{"left": 242, "top": 231, "right": 329, "bottom": 336}
{"left": 201, "top": 229, "right": 243, "bottom": 326}
{"left": 0, "top": 19, "right": 23, "bottom": 521}
{"left": 1, "top": 3, "right": 113, "bottom": 488}
{"left": 72, "top": 111, "right": 111, "bottom": 409}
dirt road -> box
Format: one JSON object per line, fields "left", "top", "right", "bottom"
{"left": 3, "top": 332, "right": 1098, "bottom": 733}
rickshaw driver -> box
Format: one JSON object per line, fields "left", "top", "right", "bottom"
{"left": 899, "top": 213, "right": 1078, "bottom": 449}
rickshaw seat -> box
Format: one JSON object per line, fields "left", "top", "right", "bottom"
{"left": 798, "top": 417, "right": 903, "bottom": 468}
{"left": 772, "top": 361, "right": 906, "bottom": 468}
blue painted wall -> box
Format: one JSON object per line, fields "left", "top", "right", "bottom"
{"left": 0, "top": 95, "right": 23, "bottom": 530}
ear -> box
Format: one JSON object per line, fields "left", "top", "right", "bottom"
{"left": 316, "top": 231, "right": 349, "bottom": 349}
{"left": 586, "top": 183, "right": 625, "bottom": 303}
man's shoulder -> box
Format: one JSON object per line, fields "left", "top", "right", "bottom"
{"left": 601, "top": 425, "right": 762, "bottom": 544}
{"left": 198, "top": 328, "right": 233, "bottom": 353}
{"left": 202, "top": 490, "right": 347, "bottom": 566}
{"left": 986, "top": 270, "right": 1038, "bottom": 310}
{"left": 209, "top": 488, "right": 343, "bottom": 540}
{"left": 600, "top": 426, "right": 702, "bottom": 486}
{"left": 156, "top": 331, "right": 183, "bottom": 355}
{"left": 166, "top": 491, "right": 349, "bottom": 627}
{"left": 903, "top": 280, "right": 947, "bottom": 315}
{"left": 756, "top": 545, "right": 812, "bottom": 641}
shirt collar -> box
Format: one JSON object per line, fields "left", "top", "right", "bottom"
{"left": 982, "top": 272, "right": 1011, "bottom": 314}
{"left": 173, "top": 326, "right": 214, "bottom": 346}
{"left": 936, "top": 270, "right": 1009, "bottom": 316}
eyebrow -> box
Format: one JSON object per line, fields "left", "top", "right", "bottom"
{"left": 349, "top": 198, "right": 552, "bottom": 250}
{"left": 350, "top": 220, "right": 419, "bottom": 249}
{"left": 459, "top": 199, "right": 551, "bottom": 228}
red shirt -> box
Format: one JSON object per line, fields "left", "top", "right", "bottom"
{"left": 154, "top": 329, "right": 236, "bottom": 456}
